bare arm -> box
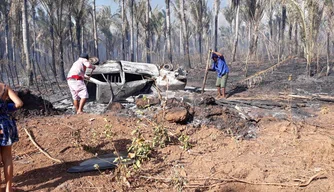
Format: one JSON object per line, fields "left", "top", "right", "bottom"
{"left": 7, "top": 87, "right": 23, "bottom": 109}
{"left": 84, "top": 66, "right": 95, "bottom": 80}
{"left": 212, "top": 51, "right": 223, "bottom": 57}
{"left": 83, "top": 60, "right": 96, "bottom": 80}
{"left": 83, "top": 60, "right": 96, "bottom": 70}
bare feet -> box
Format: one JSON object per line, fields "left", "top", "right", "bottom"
{"left": 215, "top": 95, "right": 227, "bottom": 100}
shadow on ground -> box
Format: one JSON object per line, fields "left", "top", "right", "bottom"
{"left": 14, "top": 160, "right": 100, "bottom": 191}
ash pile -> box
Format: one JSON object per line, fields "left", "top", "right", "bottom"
{"left": 112, "top": 94, "right": 259, "bottom": 140}
{"left": 12, "top": 89, "right": 60, "bottom": 119}
{"left": 194, "top": 97, "right": 258, "bottom": 139}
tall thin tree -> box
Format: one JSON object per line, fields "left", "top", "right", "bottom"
{"left": 72, "top": 0, "right": 86, "bottom": 55}
{"left": 22, "top": 0, "right": 33, "bottom": 86}
{"left": 1, "top": 0, "right": 15, "bottom": 86}
{"left": 121, "top": 0, "right": 126, "bottom": 60}
{"left": 231, "top": 0, "right": 240, "bottom": 62}
{"left": 165, "top": 0, "right": 172, "bottom": 63}
{"left": 213, "top": 0, "right": 220, "bottom": 51}
{"left": 190, "top": 0, "right": 205, "bottom": 65}
{"left": 287, "top": 0, "right": 325, "bottom": 76}
{"left": 180, "top": 0, "right": 191, "bottom": 68}
{"left": 130, "top": 0, "right": 135, "bottom": 61}
{"left": 146, "top": 0, "right": 151, "bottom": 63}
{"left": 278, "top": 5, "right": 286, "bottom": 61}
{"left": 93, "top": 0, "right": 99, "bottom": 57}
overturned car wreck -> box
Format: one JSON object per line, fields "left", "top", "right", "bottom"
{"left": 86, "top": 60, "right": 187, "bottom": 103}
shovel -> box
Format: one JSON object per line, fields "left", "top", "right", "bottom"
{"left": 201, "top": 49, "right": 212, "bottom": 94}
{"left": 85, "top": 69, "right": 94, "bottom": 86}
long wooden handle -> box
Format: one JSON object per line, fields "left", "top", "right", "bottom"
{"left": 24, "top": 128, "right": 63, "bottom": 163}
{"left": 201, "top": 50, "right": 212, "bottom": 94}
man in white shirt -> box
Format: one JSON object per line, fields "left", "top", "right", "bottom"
{"left": 67, "top": 53, "right": 96, "bottom": 114}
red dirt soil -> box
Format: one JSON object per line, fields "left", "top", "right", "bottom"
{"left": 9, "top": 104, "right": 334, "bottom": 192}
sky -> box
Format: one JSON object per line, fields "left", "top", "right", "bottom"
{"left": 96, "top": 0, "right": 228, "bottom": 12}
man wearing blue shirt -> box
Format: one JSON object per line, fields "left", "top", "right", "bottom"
{"left": 210, "top": 51, "right": 229, "bottom": 99}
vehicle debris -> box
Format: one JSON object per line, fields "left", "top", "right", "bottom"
{"left": 85, "top": 60, "right": 187, "bottom": 103}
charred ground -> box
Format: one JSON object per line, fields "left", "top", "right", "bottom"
{"left": 8, "top": 58, "right": 334, "bottom": 192}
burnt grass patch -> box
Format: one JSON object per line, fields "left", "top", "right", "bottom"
{"left": 195, "top": 97, "right": 258, "bottom": 139}
{"left": 12, "top": 89, "right": 61, "bottom": 119}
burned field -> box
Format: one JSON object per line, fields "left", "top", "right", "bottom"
{"left": 10, "top": 58, "right": 334, "bottom": 191}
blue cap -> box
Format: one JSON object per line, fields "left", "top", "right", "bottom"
{"left": 212, "top": 53, "right": 218, "bottom": 59}
{"left": 80, "top": 53, "right": 89, "bottom": 59}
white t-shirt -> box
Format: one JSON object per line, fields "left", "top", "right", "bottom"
{"left": 67, "top": 58, "right": 94, "bottom": 79}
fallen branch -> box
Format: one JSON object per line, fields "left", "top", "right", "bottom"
{"left": 216, "top": 99, "right": 288, "bottom": 109}
{"left": 140, "top": 172, "right": 326, "bottom": 189}
{"left": 59, "top": 146, "right": 72, "bottom": 153}
{"left": 23, "top": 128, "right": 63, "bottom": 163}
{"left": 186, "top": 172, "right": 326, "bottom": 188}
{"left": 286, "top": 94, "right": 334, "bottom": 103}
{"left": 238, "top": 56, "right": 293, "bottom": 88}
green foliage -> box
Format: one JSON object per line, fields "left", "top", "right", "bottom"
{"left": 113, "top": 163, "right": 131, "bottom": 188}
{"left": 113, "top": 154, "right": 132, "bottom": 188}
{"left": 92, "top": 130, "right": 97, "bottom": 141}
{"left": 178, "top": 133, "right": 192, "bottom": 151}
{"left": 104, "top": 123, "right": 114, "bottom": 138}
{"left": 135, "top": 110, "right": 145, "bottom": 115}
{"left": 71, "top": 130, "right": 82, "bottom": 147}
{"left": 152, "top": 125, "right": 171, "bottom": 148}
{"left": 91, "top": 123, "right": 114, "bottom": 143}
{"left": 142, "top": 95, "right": 151, "bottom": 108}
{"left": 128, "top": 128, "right": 152, "bottom": 169}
